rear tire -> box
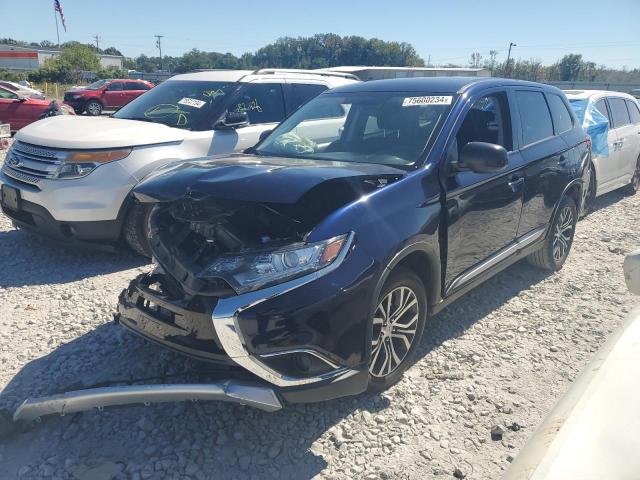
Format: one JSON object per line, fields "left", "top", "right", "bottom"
{"left": 85, "top": 100, "right": 102, "bottom": 116}
{"left": 123, "top": 202, "right": 152, "bottom": 258}
{"left": 367, "top": 268, "right": 427, "bottom": 393}
{"left": 527, "top": 195, "right": 577, "bottom": 271}
{"left": 624, "top": 156, "right": 640, "bottom": 195}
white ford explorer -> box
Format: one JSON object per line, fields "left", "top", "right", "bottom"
{"left": 0, "top": 69, "right": 358, "bottom": 255}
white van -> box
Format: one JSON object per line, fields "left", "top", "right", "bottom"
{"left": 0, "top": 69, "right": 358, "bottom": 255}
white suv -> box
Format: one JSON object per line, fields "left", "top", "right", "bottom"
{"left": 0, "top": 69, "right": 358, "bottom": 255}
{"left": 565, "top": 90, "right": 640, "bottom": 213}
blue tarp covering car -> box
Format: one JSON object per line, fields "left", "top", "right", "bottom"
{"left": 569, "top": 99, "right": 610, "bottom": 157}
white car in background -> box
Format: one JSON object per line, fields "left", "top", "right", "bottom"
{"left": 564, "top": 90, "right": 640, "bottom": 213}
{"left": 0, "top": 69, "right": 359, "bottom": 256}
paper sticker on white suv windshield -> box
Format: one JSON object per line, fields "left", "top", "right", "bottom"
{"left": 178, "top": 98, "right": 206, "bottom": 108}
{"left": 402, "top": 96, "right": 452, "bottom": 107}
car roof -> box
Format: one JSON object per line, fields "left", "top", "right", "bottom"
{"left": 563, "top": 89, "right": 637, "bottom": 101}
{"left": 166, "top": 69, "right": 358, "bottom": 86}
{"left": 327, "top": 76, "right": 559, "bottom": 94}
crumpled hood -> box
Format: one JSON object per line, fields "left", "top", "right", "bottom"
{"left": 15, "top": 116, "right": 186, "bottom": 149}
{"left": 134, "top": 154, "right": 405, "bottom": 204}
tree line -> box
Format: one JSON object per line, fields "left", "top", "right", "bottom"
{"left": 1, "top": 34, "right": 638, "bottom": 84}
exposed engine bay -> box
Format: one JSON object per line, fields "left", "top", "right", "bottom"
{"left": 146, "top": 174, "right": 400, "bottom": 297}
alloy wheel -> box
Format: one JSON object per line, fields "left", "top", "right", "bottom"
{"left": 87, "top": 102, "right": 101, "bottom": 115}
{"left": 553, "top": 206, "right": 574, "bottom": 263}
{"left": 369, "top": 286, "right": 419, "bottom": 378}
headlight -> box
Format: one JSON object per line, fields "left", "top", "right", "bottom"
{"left": 55, "top": 148, "right": 132, "bottom": 179}
{"left": 197, "top": 233, "right": 352, "bottom": 294}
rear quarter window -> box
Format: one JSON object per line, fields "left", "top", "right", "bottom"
{"left": 515, "top": 90, "right": 554, "bottom": 146}
{"left": 625, "top": 100, "right": 640, "bottom": 124}
{"left": 546, "top": 94, "right": 573, "bottom": 134}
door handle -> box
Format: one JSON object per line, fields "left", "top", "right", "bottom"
{"left": 508, "top": 176, "right": 525, "bottom": 192}
{"left": 558, "top": 154, "right": 567, "bottom": 163}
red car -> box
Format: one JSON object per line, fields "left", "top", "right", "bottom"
{"left": 0, "top": 85, "right": 74, "bottom": 131}
{"left": 63, "top": 79, "right": 154, "bottom": 116}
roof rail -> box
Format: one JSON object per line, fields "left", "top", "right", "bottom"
{"left": 253, "top": 68, "right": 360, "bottom": 81}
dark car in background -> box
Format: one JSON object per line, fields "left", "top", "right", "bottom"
{"left": 49, "top": 77, "right": 587, "bottom": 413}
{"left": 63, "top": 78, "right": 154, "bottom": 115}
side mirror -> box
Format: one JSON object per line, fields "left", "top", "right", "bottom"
{"left": 215, "top": 111, "right": 249, "bottom": 130}
{"left": 258, "top": 129, "right": 273, "bottom": 143}
{"left": 15, "top": 95, "right": 28, "bottom": 103}
{"left": 459, "top": 142, "right": 508, "bottom": 173}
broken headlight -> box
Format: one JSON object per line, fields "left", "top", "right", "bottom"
{"left": 197, "top": 233, "right": 352, "bottom": 294}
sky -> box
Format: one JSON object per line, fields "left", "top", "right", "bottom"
{"left": 3, "top": 0, "right": 640, "bottom": 69}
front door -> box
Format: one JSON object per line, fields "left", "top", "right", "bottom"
{"left": 444, "top": 91, "right": 525, "bottom": 290}
{"left": 102, "top": 81, "right": 125, "bottom": 108}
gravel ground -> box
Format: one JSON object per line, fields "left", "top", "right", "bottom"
{"left": 0, "top": 141, "right": 638, "bottom": 479}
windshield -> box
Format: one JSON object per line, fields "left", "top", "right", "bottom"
{"left": 85, "top": 79, "right": 109, "bottom": 90}
{"left": 113, "top": 80, "right": 236, "bottom": 130}
{"left": 255, "top": 91, "right": 454, "bottom": 166}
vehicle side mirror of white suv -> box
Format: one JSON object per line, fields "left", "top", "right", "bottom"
{"left": 215, "top": 111, "right": 249, "bottom": 130}
{"left": 624, "top": 250, "right": 640, "bottom": 295}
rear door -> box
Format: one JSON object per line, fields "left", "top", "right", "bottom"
{"left": 444, "top": 90, "right": 526, "bottom": 290}
{"left": 123, "top": 81, "right": 147, "bottom": 105}
{"left": 514, "top": 89, "right": 570, "bottom": 236}
{"left": 102, "top": 81, "right": 125, "bottom": 108}
{"left": 608, "top": 97, "right": 635, "bottom": 184}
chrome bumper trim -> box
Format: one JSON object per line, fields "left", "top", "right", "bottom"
{"left": 212, "top": 232, "right": 360, "bottom": 388}
{"left": 13, "top": 381, "right": 282, "bottom": 422}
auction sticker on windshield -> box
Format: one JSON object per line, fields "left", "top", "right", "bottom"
{"left": 402, "top": 96, "right": 453, "bottom": 106}
{"left": 178, "top": 98, "right": 206, "bottom": 109}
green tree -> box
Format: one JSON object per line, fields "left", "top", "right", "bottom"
{"left": 31, "top": 44, "right": 101, "bottom": 83}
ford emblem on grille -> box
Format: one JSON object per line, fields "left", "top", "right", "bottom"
{"left": 8, "top": 156, "right": 22, "bottom": 168}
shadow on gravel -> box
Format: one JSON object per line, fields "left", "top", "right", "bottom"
{"left": 0, "top": 227, "right": 147, "bottom": 288}
{"left": 588, "top": 188, "right": 629, "bottom": 215}
{"left": 0, "top": 323, "right": 390, "bottom": 479}
{"left": 416, "top": 260, "right": 552, "bottom": 363}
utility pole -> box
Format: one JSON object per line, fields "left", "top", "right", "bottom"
{"left": 427, "top": 54, "right": 431, "bottom": 67}
{"left": 505, "top": 42, "right": 517, "bottom": 77}
{"left": 154, "top": 35, "right": 164, "bottom": 71}
{"left": 93, "top": 35, "right": 101, "bottom": 51}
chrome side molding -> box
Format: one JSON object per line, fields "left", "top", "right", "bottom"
{"left": 446, "top": 226, "right": 546, "bottom": 295}
{"left": 13, "top": 381, "right": 282, "bottom": 422}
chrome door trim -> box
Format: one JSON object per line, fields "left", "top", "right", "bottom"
{"left": 445, "top": 226, "right": 545, "bottom": 295}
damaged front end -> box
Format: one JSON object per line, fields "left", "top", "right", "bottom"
{"left": 116, "top": 155, "right": 403, "bottom": 402}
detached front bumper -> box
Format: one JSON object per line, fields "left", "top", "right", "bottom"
{"left": 116, "top": 262, "right": 373, "bottom": 404}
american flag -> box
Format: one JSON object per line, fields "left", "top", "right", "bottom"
{"left": 54, "top": 0, "right": 67, "bottom": 32}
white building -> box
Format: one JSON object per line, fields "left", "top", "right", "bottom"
{"left": 0, "top": 44, "right": 123, "bottom": 72}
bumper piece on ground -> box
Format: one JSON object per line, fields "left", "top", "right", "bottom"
{"left": 13, "top": 380, "right": 282, "bottom": 422}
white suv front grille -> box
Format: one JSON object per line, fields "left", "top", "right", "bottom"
{"left": 3, "top": 142, "right": 66, "bottom": 185}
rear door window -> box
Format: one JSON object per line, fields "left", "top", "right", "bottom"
{"left": 608, "top": 98, "right": 631, "bottom": 127}
{"left": 125, "top": 82, "right": 143, "bottom": 91}
{"left": 515, "top": 90, "right": 554, "bottom": 146}
{"left": 546, "top": 94, "right": 573, "bottom": 134}
{"left": 625, "top": 100, "right": 640, "bottom": 124}
{"left": 230, "top": 83, "right": 285, "bottom": 124}
{"left": 286, "top": 84, "right": 328, "bottom": 114}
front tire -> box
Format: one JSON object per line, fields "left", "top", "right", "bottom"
{"left": 527, "top": 195, "right": 577, "bottom": 271}
{"left": 85, "top": 100, "right": 103, "bottom": 116}
{"left": 123, "top": 202, "right": 152, "bottom": 257}
{"left": 367, "top": 268, "right": 427, "bottom": 393}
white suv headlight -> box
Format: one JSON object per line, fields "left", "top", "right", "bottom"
{"left": 55, "top": 148, "right": 132, "bottom": 179}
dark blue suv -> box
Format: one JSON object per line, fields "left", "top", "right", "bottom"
{"left": 116, "top": 77, "right": 589, "bottom": 409}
